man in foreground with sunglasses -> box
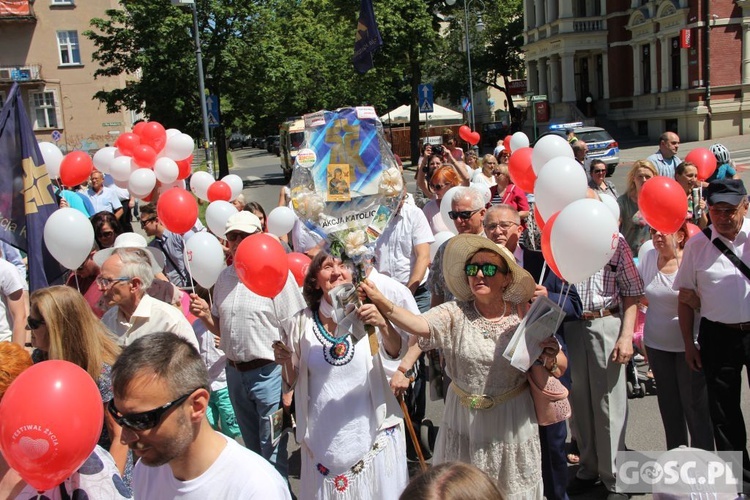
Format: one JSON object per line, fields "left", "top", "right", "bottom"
{"left": 111, "top": 332, "right": 291, "bottom": 499}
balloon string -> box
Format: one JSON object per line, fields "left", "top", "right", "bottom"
{"left": 558, "top": 281, "right": 571, "bottom": 309}
{"left": 537, "top": 261, "right": 547, "bottom": 287}
{"left": 74, "top": 272, "right": 80, "bottom": 293}
{"left": 182, "top": 246, "right": 197, "bottom": 294}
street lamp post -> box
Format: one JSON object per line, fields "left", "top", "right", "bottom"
{"left": 446, "top": 0, "right": 483, "bottom": 132}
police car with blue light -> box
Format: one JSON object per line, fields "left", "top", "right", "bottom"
{"left": 538, "top": 122, "right": 620, "bottom": 176}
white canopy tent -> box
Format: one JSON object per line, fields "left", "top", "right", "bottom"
{"left": 380, "top": 103, "right": 464, "bottom": 125}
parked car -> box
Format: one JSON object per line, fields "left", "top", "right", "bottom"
{"left": 228, "top": 133, "right": 244, "bottom": 150}
{"left": 267, "top": 135, "right": 280, "bottom": 155}
{"left": 242, "top": 135, "right": 253, "bottom": 147}
{"left": 536, "top": 124, "right": 620, "bottom": 176}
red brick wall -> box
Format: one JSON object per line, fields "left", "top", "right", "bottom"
{"left": 709, "top": 24, "right": 741, "bottom": 87}
{"left": 608, "top": 45, "right": 633, "bottom": 98}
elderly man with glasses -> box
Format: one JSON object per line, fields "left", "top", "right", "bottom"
{"left": 189, "top": 211, "right": 306, "bottom": 480}
{"left": 98, "top": 248, "right": 198, "bottom": 350}
{"left": 110, "top": 332, "right": 291, "bottom": 499}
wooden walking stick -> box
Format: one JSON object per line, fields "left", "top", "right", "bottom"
{"left": 398, "top": 395, "right": 427, "bottom": 472}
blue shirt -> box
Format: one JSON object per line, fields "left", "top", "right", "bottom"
{"left": 82, "top": 186, "right": 122, "bottom": 215}
{"left": 149, "top": 229, "right": 190, "bottom": 288}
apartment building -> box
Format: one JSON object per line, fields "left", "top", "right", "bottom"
{"left": 0, "top": 0, "right": 134, "bottom": 152}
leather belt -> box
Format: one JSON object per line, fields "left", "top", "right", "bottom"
{"left": 723, "top": 322, "right": 750, "bottom": 332}
{"left": 227, "top": 358, "right": 274, "bottom": 372}
{"left": 451, "top": 381, "right": 528, "bottom": 410}
{"left": 581, "top": 305, "right": 620, "bottom": 320}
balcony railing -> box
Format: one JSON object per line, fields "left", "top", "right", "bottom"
{"left": 0, "top": 64, "right": 42, "bottom": 83}
{"left": 573, "top": 19, "right": 604, "bottom": 32}
{"left": 0, "top": 0, "right": 35, "bottom": 20}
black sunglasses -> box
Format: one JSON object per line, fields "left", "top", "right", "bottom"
{"left": 107, "top": 390, "right": 198, "bottom": 431}
{"left": 465, "top": 262, "right": 507, "bottom": 277}
{"left": 430, "top": 183, "right": 447, "bottom": 191}
{"left": 226, "top": 231, "right": 256, "bottom": 242}
{"left": 448, "top": 208, "right": 481, "bottom": 221}
{"left": 139, "top": 217, "right": 157, "bottom": 228}
{"left": 25, "top": 316, "right": 45, "bottom": 330}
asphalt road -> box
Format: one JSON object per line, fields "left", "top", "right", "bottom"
{"left": 226, "top": 138, "right": 750, "bottom": 499}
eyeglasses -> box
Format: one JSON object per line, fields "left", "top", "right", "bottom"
{"left": 95, "top": 276, "right": 131, "bottom": 289}
{"left": 97, "top": 230, "right": 115, "bottom": 239}
{"left": 430, "top": 183, "right": 448, "bottom": 191}
{"left": 448, "top": 208, "right": 481, "bottom": 221}
{"left": 226, "top": 231, "right": 255, "bottom": 242}
{"left": 107, "top": 390, "right": 198, "bottom": 431}
{"left": 708, "top": 206, "right": 741, "bottom": 217}
{"left": 593, "top": 169, "right": 607, "bottom": 174}
{"left": 485, "top": 221, "right": 518, "bottom": 231}
{"left": 465, "top": 262, "right": 508, "bottom": 277}
{"left": 25, "top": 316, "right": 44, "bottom": 330}
{"left": 139, "top": 217, "right": 157, "bottom": 228}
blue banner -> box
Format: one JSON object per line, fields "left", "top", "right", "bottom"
{"left": 0, "top": 83, "right": 66, "bottom": 290}
{"left": 353, "top": 0, "right": 383, "bottom": 74}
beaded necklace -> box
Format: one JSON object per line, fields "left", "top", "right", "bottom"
{"left": 312, "top": 310, "right": 354, "bottom": 366}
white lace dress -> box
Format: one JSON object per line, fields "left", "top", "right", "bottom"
{"left": 420, "top": 301, "right": 543, "bottom": 500}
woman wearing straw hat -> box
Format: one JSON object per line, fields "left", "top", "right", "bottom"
{"left": 360, "top": 233, "right": 558, "bottom": 499}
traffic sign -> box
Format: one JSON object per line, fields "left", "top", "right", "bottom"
{"left": 530, "top": 94, "right": 547, "bottom": 102}
{"left": 207, "top": 95, "right": 220, "bottom": 128}
{"left": 461, "top": 97, "right": 471, "bottom": 112}
{"left": 51, "top": 130, "right": 61, "bottom": 142}
{"left": 418, "top": 84, "right": 434, "bottom": 113}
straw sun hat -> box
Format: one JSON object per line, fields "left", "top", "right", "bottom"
{"left": 443, "top": 234, "right": 535, "bottom": 304}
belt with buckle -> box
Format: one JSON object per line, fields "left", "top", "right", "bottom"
{"left": 227, "top": 358, "right": 274, "bottom": 372}
{"left": 723, "top": 322, "right": 750, "bottom": 332}
{"left": 581, "top": 306, "right": 620, "bottom": 320}
{"left": 451, "top": 381, "right": 528, "bottom": 410}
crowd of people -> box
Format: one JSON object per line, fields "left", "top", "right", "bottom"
{"left": 0, "top": 128, "right": 748, "bottom": 500}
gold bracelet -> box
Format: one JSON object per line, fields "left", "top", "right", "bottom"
{"left": 386, "top": 301, "right": 396, "bottom": 317}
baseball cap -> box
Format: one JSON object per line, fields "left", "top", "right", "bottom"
{"left": 705, "top": 179, "right": 747, "bottom": 206}
{"left": 224, "top": 211, "right": 262, "bottom": 236}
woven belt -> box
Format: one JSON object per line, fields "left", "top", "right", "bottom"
{"left": 451, "top": 381, "right": 528, "bottom": 410}
{"left": 582, "top": 305, "right": 620, "bottom": 320}
{"left": 227, "top": 358, "right": 274, "bottom": 372}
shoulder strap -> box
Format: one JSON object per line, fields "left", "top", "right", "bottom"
{"left": 706, "top": 229, "right": 750, "bottom": 283}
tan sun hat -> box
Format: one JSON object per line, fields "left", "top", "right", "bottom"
{"left": 443, "top": 233, "right": 535, "bottom": 304}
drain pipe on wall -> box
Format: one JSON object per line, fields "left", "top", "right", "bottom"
{"left": 704, "top": 0, "right": 712, "bottom": 140}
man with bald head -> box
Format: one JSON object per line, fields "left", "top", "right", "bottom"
{"left": 647, "top": 131, "right": 682, "bottom": 177}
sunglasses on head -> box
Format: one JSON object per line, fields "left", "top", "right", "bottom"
{"left": 464, "top": 262, "right": 508, "bottom": 277}
{"left": 107, "top": 390, "right": 199, "bottom": 431}
{"left": 25, "top": 316, "right": 44, "bottom": 330}
{"left": 448, "top": 208, "right": 481, "bottom": 221}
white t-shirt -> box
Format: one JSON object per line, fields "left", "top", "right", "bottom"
{"left": 0, "top": 258, "right": 24, "bottom": 342}
{"left": 422, "top": 199, "right": 450, "bottom": 235}
{"left": 374, "top": 203, "right": 434, "bottom": 287}
{"left": 133, "top": 433, "right": 291, "bottom": 499}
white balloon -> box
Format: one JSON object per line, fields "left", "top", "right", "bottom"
{"left": 164, "top": 133, "right": 194, "bottom": 161}
{"left": 184, "top": 232, "right": 226, "bottom": 288}
{"left": 550, "top": 198, "right": 619, "bottom": 283}
{"left": 509, "top": 132, "right": 530, "bottom": 152}
{"left": 166, "top": 128, "right": 181, "bottom": 138}
{"left": 110, "top": 155, "right": 135, "bottom": 182}
{"left": 533, "top": 156, "right": 588, "bottom": 221}
{"left": 190, "top": 171, "right": 214, "bottom": 202}
{"left": 158, "top": 179, "right": 186, "bottom": 194}
{"left": 128, "top": 168, "right": 157, "bottom": 198}
{"left": 439, "top": 186, "right": 463, "bottom": 235}
{"left": 222, "top": 174, "right": 244, "bottom": 200}
{"left": 38, "top": 142, "right": 63, "bottom": 178}
{"left": 470, "top": 182, "right": 491, "bottom": 205}
{"left": 531, "top": 134, "right": 574, "bottom": 174}
{"left": 92, "top": 146, "right": 117, "bottom": 174}
{"left": 599, "top": 193, "right": 620, "bottom": 221}
{"left": 205, "top": 200, "right": 237, "bottom": 236}
{"left": 430, "top": 231, "right": 454, "bottom": 262}
{"left": 43, "top": 207, "right": 95, "bottom": 270}
{"left": 154, "top": 157, "right": 179, "bottom": 184}
{"left": 637, "top": 239, "right": 654, "bottom": 262}
{"left": 267, "top": 206, "right": 296, "bottom": 237}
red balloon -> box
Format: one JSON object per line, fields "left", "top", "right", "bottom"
{"left": 507, "top": 147, "right": 536, "bottom": 193}
{"left": 685, "top": 222, "right": 701, "bottom": 239}
{"left": 157, "top": 187, "right": 198, "bottom": 234}
{"left": 287, "top": 252, "right": 312, "bottom": 287}
{"left": 59, "top": 151, "right": 93, "bottom": 187}
{"left": 684, "top": 147, "right": 717, "bottom": 181}
{"left": 467, "top": 131, "right": 481, "bottom": 146}
{"left": 458, "top": 125, "right": 472, "bottom": 143}
{"left": 137, "top": 121, "right": 167, "bottom": 153}
{"left": 534, "top": 207, "right": 546, "bottom": 231}
{"left": 176, "top": 155, "right": 193, "bottom": 180}
{"left": 541, "top": 212, "right": 563, "bottom": 279}
{"left": 132, "top": 121, "right": 147, "bottom": 136}
{"left": 638, "top": 176, "right": 688, "bottom": 234}
{"left": 132, "top": 144, "right": 157, "bottom": 168}
{"left": 0, "top": 361, "right": 103, "bottom": 492}
{"left": 207, "top": 181, "right": 232, "bottom": 202}
{"left": 114, "top": 132, "right": 141, "bottom": 157}
{"left": 503, "top": 135, "right": 512, "bottom": 153}
{"left": 234, "top": 233, "right": 290, "bottom": 298}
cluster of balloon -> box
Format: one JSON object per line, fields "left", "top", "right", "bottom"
{"left": 0, "top": 361, "right": 103, "bottom": 492}
{"left": 501, "top": 131, "right": 620, "bottom": 283}
{"left": 458, "top": 125, "right": 480, "bottom": 146}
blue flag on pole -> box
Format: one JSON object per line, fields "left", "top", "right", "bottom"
{"left": 0, "top": 83, "right": 66, "bottom": 290}
{"left": 353, "top": 0, "right": 383, "bottom": 74}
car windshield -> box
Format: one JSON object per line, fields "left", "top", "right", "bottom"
{"left": 578, "top": 130, "right": 613, "bottom": 143}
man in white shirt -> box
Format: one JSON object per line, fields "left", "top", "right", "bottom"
{"left": 646, "top": 131, "right": 682, "bottom": 177}
{"left": 675, "top": 178, "right": 750, "bottom": 494}
{"left": 99, "top": 248, "right": 198, "bottom": 350}
{"left": 111, "top": 332, "right": 290, "bottom": 500}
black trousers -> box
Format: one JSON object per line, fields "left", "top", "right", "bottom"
{"left": 698, "top": 317, "right": 750, "bottom": 493}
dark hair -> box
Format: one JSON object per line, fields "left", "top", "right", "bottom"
{"left": 399, "top": 462, "right": 503, "bottom": 500}
{"left": 589, "top": 159, "right": 606, "bottom": 173}
{"left": 139, "top": 203, "right": 157, "bottom": 218}
{"left": 674, "top": 161, "right": 696, "bottom": 177}
{"left": 302, "top": 251, "right": 330, "bottom": 311}
{"left": 243, "top": 201, "right": 267, "bottom": 231}
{"left": 112, "top": 332, "right": 207, "bottom": 400}
{"left": 90, "top": 211, "right": 123, "bottom": 248}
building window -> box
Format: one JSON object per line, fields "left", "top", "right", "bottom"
{"left": 670, "top": 37, "right": 681, "bottom": 90}
{"left": 30, "top": 91, "right": 59, "bottom": 129}
{"left": 56, "top": 31, "right": 81, "bottom": 65}
{"left": 641, "top": 44, "right": 651, "bottom": 94}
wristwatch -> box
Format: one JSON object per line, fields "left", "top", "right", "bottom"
{"left": 398, "top": 366, "right": 416, "bottom": 383}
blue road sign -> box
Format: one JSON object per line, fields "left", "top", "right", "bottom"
{"left": 461, "top": 97, "right": 471, "bottom": 112}
{"left": 51, "top": 130, "right": 61, "bottom": 142}
{"left": 418, "top": 84, "right": 434, "bottom": 113}
{"left": 207, "top": 95, "right": 220, "bottom": 128}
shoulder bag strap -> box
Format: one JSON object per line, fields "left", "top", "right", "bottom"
{"left": 705, "top": 228, "right": 750, "bottom": 283}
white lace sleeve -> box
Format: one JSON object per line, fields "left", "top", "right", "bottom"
{"left": 418, "top": 301, "right": 458, "bottom": 351}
